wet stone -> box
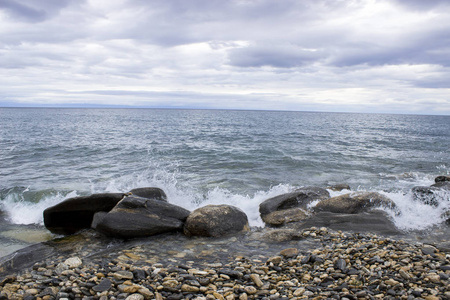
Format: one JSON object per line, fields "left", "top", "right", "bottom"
{"left": 1, "top": 227, "right": 449, "bottom": 300}
{"left": 92, "top": 278, "right": 112, "bottom": 292}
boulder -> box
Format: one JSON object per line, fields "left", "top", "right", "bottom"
{"left": 184, "top": 205, "right": 249, "bottom": 237}
{"left": 412, "top": 182, "right": 450, "bottom": 207}
{"left": 259, "top": 187, "right": 330, "bottom": 217}
{"left": 314, "top": 192, "right": 397, "bottom": 214}
{"left": 94, "top": 196, "right": 190, "bottom": 238}
{"left": 261, "top": 208, "right": 310, "bottom": 227}
{"left": 43, "top": 193, "right": 125, "bottom": 235}
{"left": 128, "top": 187, "right": 167, "bottom": 201}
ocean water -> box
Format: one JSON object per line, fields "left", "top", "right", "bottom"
{"left": 0, "top": 108, "right": 449, "bottom": 257}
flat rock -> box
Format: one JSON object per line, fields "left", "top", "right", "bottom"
{"left": 184, "top": 205, "right": 249, "bottom": 237}
{"left": 297, "top": 211, "right": 402, "bottom": 235}
{"left": 128, "top": 187, "right": 167, "bottom": 201}
{"left": 314, "top": 192, "right": 397, "bottom": 214}
{"left": 95, "top": 196, "right": 190, "bottom": 239}
{"left": 259, "top": 186, "right": 330, "bottom": 217}
{"left": 92, "top": 278, "right": 112, "bottom": 292}
{"left": 261, "top": 207, "right": 310, "bottom": 226}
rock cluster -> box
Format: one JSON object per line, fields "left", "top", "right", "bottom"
{"left": 44, "top": 188, "right": 249, "bottom": 239}
{"left": 43, "top": 175, "right": 450, "bottom": 240}
{"left": 259, "top": 176, "right": 449, "bottom": 229}
{"left": 1, "top": 227, "right": 449, "bottom": 300}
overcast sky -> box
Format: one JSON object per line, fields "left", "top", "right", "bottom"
{"left": 1, "top": 0, "right": 449, "bottom": 114}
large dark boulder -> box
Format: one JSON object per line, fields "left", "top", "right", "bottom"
{"left": 183, "top": 205, "right": 249, "bottom": 237}
{"left": 43, "top": 193, "right": 125, "bottom": 235}
{"left": 94, "top": 196, "right": 190, "bottom": 239}
{"left": 259, "top": 187, "right": 330, "bottom": 217}
{"left": 128, "top": 187, "right": 167, "bottom": 201}
{"left": 412, "top": 182, "right": 450, "bottom": 207}
{"left": 314, "top": 192, "right": 397, "bottom": 214}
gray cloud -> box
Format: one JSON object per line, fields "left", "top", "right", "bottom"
{"left": 0, "top": 0, "right": 449, "bottom": 114}
{"left": 228, "top": 44, "right": 323, "bottom": 68}
{"left": 393, "top": 0, "right": 450, "bottom": 10}
{"left": 0, "top": 0, "right": 76, "bottom": 22}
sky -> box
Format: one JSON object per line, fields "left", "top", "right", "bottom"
{"left": 0, "top": 0, "right": 450, "bottom": 115}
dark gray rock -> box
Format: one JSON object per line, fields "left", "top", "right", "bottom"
{"left": 128, "top": 187, "right": 167, "bottom": 201}
{"left": 435, "top": 176, "right": 450, "bottom": 183}
{"left": 91, "top": 211, "right": 108, "bottom": 229}
{"left": 259, "top": 187, "right": 330, "bottom": 217}
{"left": 314, "top": 192, "right": 397, "bottom": 214}
{"left": 412, "top": 182, "right": 450, "bottom": 207}
{"left": 92, "top": 278, "right": 112, "bottom": 292}
{"left": 261, "top": 208, "right": 310, "bottom": 227}
{"left": 183, "top": 205, "right": 249, "bottom": 237}
{"left": 327, "top": 184, "right": 351, "bottom": 191}
{"left": 95, "top": 196, "right": 190, "bottom": 239}
{"left": 43, "top": 193, "right": 125, "bottom": 235}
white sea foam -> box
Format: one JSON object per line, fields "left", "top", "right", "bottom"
{"left": 381, "top": 190, "right": 449, "bottom": 231}
{"left": 1, "top": 168, "right": 448, "bottom": 231}
{"left": 1, "top": 190, "right": 78, "bottom": 225}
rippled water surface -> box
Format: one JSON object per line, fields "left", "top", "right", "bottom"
{"left": 0, "top": 108, "right": 449, "bottom": 257}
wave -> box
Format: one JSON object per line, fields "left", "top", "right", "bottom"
{"left": 1, "top": 168, "right": 448, "bottom": 231}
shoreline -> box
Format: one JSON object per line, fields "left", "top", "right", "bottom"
{"left": 1, "top": 227, "right": 449, "bottom": 300}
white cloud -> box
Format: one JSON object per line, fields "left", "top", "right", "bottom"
{"left": 0, "top": 0, "right": 449, "bottom": 114}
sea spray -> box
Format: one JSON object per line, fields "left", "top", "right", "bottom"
{"left": 1, "top": 189, "right": 78, "bottom": 225}
{"left": 381, "top": 190, "right": 450, "bottom": 231}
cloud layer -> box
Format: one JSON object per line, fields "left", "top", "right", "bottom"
{"left": 1, "top": 0, "right": 449, "bottom": 114}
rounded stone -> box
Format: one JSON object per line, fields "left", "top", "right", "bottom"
{"left": 184, "top": 205, "right": 249, "bottom": 237}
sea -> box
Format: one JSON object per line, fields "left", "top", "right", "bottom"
{"left": 0, "top": 108, "right": 449, "bottom": 258}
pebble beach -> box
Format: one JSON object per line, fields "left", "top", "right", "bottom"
{"left": 1, "top": 227, "right": 449, "bottom": 300}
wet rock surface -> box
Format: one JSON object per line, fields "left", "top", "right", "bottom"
{"left": 128, "top": 188, "right": 167, "bottom": 201}
{"left": 1, "top": 227, "right": 449, "bottom": 300}
{"left": 259, "top": 187, "right": 330, "bottom": 217}
{"left": 183, "top": 205, "right": 249, "bottom": 237}
{"left": 95, "top": 196, "right": 190, "bottom": 239}
{"left": 43, "top": 193, "right": 125, "bottom": 235}
{"left": 314, "top": 192, "right": 398, "bottom": 214}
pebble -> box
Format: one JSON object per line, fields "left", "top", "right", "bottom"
{"left": 0, "top": 227, "right": 449, "bottom": 300}
{"left": 63, "top": 256, "right": 82, "bottom": 268}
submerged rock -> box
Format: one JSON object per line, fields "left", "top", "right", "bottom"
{"left": 261, "top": 208, "right": 310, "bottom": 226}
{"left": 95, "top": 196, "right": 190, "bottom": 239}
{"left": 314, "top": 192, "right": 397, "bottom": 214}
{"left": 184, "top": 205, "right": 249, "bottom": 237}
{"left": 259, "top": 187, "right": 329, "bottom": 224}
{"left": 43, "top": 193, "right": 125, "bottom": 235}
{"left": 298, "top": 211, "right": 402, "bottom": 235}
